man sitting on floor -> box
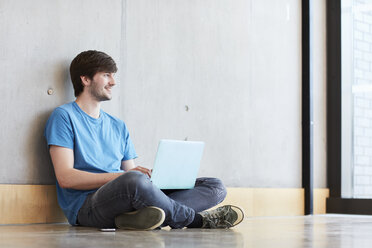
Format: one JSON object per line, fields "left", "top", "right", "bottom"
{"left": 44, "top": 50, "right": 244, "bottom": 230}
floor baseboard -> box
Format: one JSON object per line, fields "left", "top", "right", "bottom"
{"left": 0, "top": 185, "right": 329, "bottom": 224}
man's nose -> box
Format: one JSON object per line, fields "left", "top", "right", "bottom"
{"left": 109, "top": 76, "right": 116, "bottom": 85}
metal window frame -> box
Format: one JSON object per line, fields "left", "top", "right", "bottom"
{"left": 302, "top": 0, "right": 314, "bottom": 215}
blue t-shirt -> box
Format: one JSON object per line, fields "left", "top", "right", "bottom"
{"left": 44, "top": 102, "right": 137, "bottom": 225}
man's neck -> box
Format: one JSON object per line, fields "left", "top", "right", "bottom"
{"left": 75, "top": 95, "right": 101, "bottom": 119}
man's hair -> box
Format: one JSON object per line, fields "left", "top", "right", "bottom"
{"left": 70, "top": 50, "right": 118, "bottom": 97}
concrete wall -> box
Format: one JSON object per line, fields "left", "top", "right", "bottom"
{"left": 0, "top": 0, "right": 123, "bottom": 184}
{"left": 0, "top": 0, "right": 326, "bottom": 188}
{"left": 122, "top": 0, "right": 302, "bottom": 187}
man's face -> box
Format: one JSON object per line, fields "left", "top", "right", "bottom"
{"left": 88, "top": 72, "right": 116, "bottom": 101}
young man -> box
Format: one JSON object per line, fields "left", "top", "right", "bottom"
{"left": 44, "top": 50, "right": 244, "bottom": 230}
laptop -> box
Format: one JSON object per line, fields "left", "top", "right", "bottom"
{"left": 151, "top": 139, "right": 205, "bottom": 189}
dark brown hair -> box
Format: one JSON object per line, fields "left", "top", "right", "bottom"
{"left": 70, "top": 50, "right": 118, "bottom": 97}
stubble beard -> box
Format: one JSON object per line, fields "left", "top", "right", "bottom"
{"left": 89, "top": 82, "right": 112, "bottom": 102}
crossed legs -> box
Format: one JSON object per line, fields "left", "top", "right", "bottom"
{"left": 77, "top": 171, "right": 227, "bottom": 228}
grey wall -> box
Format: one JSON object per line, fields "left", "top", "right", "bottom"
{"left": 122, "top": 0, "right": 302, "bottom": 188}
{"left": 0, "top": 0, "right": 326, "bottom": 188}
{"left": 0, "top": 0, "right": 123, "bottom": 184}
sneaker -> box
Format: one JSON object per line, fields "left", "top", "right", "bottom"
{"left": 115, "top": 206, "right": 165, "bottom": 230}
{"left": 199, "top": 205, "right": 244, "bottom": 229}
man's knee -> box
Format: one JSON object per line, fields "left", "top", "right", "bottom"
{"left": 213, "top": 178, "right": 227, "bottom": 202}
{"left": 197, "top": 177, "right": 227, "bottom": 203}
{"left": 116, "top": 171, "right": 151, "bottom": 192}
{"left": 199, "top": 177, "right": 225, "bottom": 189}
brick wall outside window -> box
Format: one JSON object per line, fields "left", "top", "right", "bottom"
{"left": 352, "top": 0, "right": 372, "bottom": 197}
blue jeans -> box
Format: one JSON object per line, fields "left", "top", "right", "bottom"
{"left": 77, "top": 171, "right": 227, "bottom": 228}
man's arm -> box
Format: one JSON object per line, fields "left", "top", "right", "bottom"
{"left": 49, "top": 145, "right": 123, "bottom": 190}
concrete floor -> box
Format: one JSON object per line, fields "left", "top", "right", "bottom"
{"left": 1, "top": 215, "right": 372, "bottom": 248}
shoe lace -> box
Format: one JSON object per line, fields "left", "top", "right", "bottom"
{"left": 204, "top": 207, "right": 233, "bottom": 228}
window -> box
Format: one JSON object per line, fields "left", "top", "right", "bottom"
{"left": 327, "top": 0, "right": 372, "bottom": 213}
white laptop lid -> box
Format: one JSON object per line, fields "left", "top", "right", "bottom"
{"left": 151, "top": 139, "right": 205, "bottom": 189}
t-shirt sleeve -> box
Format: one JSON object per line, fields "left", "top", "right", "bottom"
{"left": 44, "top": 108, "right": 74, "bottom": 149}
{"left": 122, "top": 123, "right": 138, "bottom": 161}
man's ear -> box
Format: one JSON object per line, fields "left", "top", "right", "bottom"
{"left": 80, "top": 75, "right": 91, "bottom": 86}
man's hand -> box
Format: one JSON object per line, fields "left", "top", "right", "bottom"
{"left": 127, "top": 166, "right": 152, "bottom": 178}
{"left": 121, "top": 160, "right": 152, "bottom": 178}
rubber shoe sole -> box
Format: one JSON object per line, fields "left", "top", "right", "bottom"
{"left": 115, "top": 206, "right": 165, "bottom": 231}
{"left": 229, "top": 205, "right": 245, "bottom": 227}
